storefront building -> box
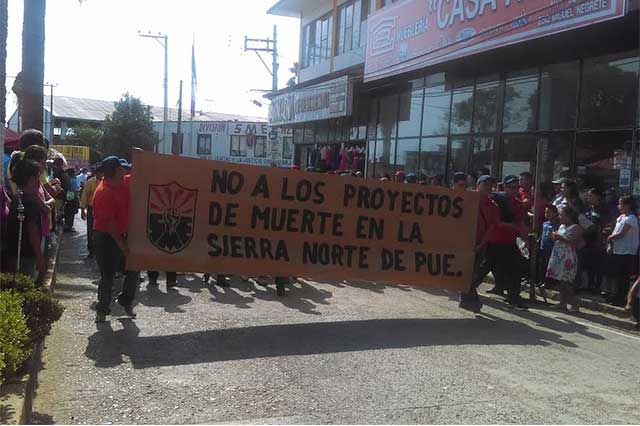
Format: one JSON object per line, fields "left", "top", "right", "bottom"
{"left": 269, "top": 0, "right": 640, "bottom": 193}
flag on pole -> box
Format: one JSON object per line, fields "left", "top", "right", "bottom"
{"left": 190, "top": 34, "right": 197, "bottom": 119}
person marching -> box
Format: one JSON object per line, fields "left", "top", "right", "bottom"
{"left": 459, "top": 175, "right": 501, "bottom": 313}
{"left": 80, "top": 163, "right": 103, "bottom": 259}
{"left": 92, "top": 156, "right": 138, "bottom": 322}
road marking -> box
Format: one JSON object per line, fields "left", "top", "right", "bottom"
{"left": 530, "top": 309, "right": 640, "bottom": 342}
{"left": 568, "top": 319, "right": 640, "bottom": 342}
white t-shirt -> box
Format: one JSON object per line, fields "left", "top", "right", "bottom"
{"left": 612, "top": 214, "right": 639, "bottom": 255}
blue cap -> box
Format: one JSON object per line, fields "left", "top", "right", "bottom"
{"left": 406, "top": 173, "right": 417, "bottom": 183}
{"left": 477, "top": 175, "right": 495, "bottom": 185}
{"left": 101, "top": 156, "right": 121, "bottom": 169}
{"left": 503, "top": 174, "right": 520, "bottom": 185}
{"left": 119, "top": 158, "right": 131, "bottom": 169}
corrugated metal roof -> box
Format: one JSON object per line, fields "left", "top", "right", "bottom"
{"left": 42, "top": 95, "right": 265, "bottom": 123}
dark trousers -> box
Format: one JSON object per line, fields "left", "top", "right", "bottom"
{"left": 609, "top": 254, "right": 634, "bottom": 306}
{"left": 148, "top": 271, "right": 177, "bottom": 283}
{"left": 86, "top": 207, "right": 94, "bottom": 255}
{"left": 460, "top": 250, "right": 488, "bottom": 303}
{"left": 486, "top": 243, "right": 524, "bottom": 303}
{"left": 94, "top": 231, "right": 139, "bottom": 315}
{"left": 64, "top": 199, "right": 78, "bottom": 230}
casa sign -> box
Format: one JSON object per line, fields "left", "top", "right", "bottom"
{"left": 268, "top": 76, "right": 353, "bottom": 126}
{"left": 365, "top": 0, "right": 626, "bottom": 81}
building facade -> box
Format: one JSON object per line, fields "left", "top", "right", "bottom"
{"left": 269, "top": 0, "right": 640, "bottom": 194}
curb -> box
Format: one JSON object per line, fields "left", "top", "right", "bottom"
{"left": 4, "top": 230, "right": 62, "bottom": 425}
{"left": 483, "top": 274, "right": 631, "bottom": 320}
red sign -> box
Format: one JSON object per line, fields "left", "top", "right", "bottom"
{"left": 365, "top": 0, "right": 626, "bottom": 81}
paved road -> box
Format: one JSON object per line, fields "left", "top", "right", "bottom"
{"left": 31, "top": 219, "right": 640, "bottom": 424}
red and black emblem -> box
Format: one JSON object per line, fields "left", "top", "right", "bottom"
{"left": 147, "top": 182, "right": 197, "bottom": 254}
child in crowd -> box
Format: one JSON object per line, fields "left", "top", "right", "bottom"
{"left": 539, "top": 205, "right": 560, "bottom": 287}
{"left": 547, "top": 206, "right": 582, "bottom": 313}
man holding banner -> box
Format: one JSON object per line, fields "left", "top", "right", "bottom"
{"left": 92, "top": 156, "right": 138, "bottom": 322}
{"left": 125, "top": 151, "right": 481, "bottom": 294}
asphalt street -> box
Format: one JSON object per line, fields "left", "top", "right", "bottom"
{"left": 30, "top": 219, "right": 640, "bottom": 424}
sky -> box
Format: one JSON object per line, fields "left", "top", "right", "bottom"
{"left": 4, "top": 0, "right": 301, "bottom": 120}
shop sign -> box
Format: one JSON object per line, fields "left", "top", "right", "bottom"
{"left": 127, "top": 151, "right": 479, "bottom": 290}
{"left": 268, "top": 76, "right": 353, "bottom": 126}
{"left": 365, "top": 0, "right": 626, "bottom": 81}
{"left": 52, "top": 144, "right": 90, "bottom": 169}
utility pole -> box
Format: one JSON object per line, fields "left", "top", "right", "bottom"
{"left": 138, "top": 31, "right": 168, "bottom": 153}
{"left": 174, "top": 80, "right": 183, "bottom": 155}
{"left": 44, "top": 82, "right": 57, "bottom": 143}
{"left": 244, "top": 25, "right": 278, "bottom": 92}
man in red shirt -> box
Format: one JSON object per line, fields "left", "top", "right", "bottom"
{"left": 459, "top": 175, "right": 501, "bottom": 313}
{"left": 92, "top": 156, "right": 138, "bottom": 322}
{"left": 485, "top": 174, "right": 529, "bottom": 309}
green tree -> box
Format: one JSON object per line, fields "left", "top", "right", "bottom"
{"left": 68, "top": 123, "right": 103, "bottom": 148}
{"left": 101, "top": 93, "right": 158, "bottom": 161}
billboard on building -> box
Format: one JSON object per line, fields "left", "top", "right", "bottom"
{"left": 191, "top": 121, "right": 294, "bottom": 168}
{"left": 365, "top": 0, "right": 626, "bottom": 81}
{"left": 268, "top": 76, "right": 354, "bottom": 126}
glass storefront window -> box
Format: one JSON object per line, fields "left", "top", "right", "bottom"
{"left": 398, "top": 88, "right": 424, "bottom": 137}
{"left": 367, "top": 98, "right": 378, "bottom": 140}
{"left": 503, "top": 70, "right": 539, "bottom": 133}
{"left": 576, "top": 130, "right": 634, "bottom": 194}
{"left": 536, "top": 133, "right": 572, "bottom": 183}
{"left": 473, "top": 77, "right": 499, "bottom": 133}
{"left": 448, "top": 137, "right": 471, "bottom": 182}
{"left": 580, "top": 52, "right": 639, "bottom": 129}
{"left": 367, "top": 140, "right": 377, "bottom": 178}
{"left": 450, "top": 81, "right": 474, "bottom": 134}
{"left": 316, "top": 122, "right": 329, "bottom": 143}
{"left": 377, "top": 94, "right": 399, "bottom": 140}
{"left": 471, "top": 136, "right": 494, "bottom": 176}
{"left": 420, "top": 137, "right": 447, "bottom": 185}
{"left": 293, "top": 126, "right": 304, "bottom": 144}
{"left": 303, "top": 124, "right": 315, "bottom": 143}
{"left": 374, "top": 138, "right": 396, "bottom": 178}
{"left": 422, "top": 84, "right": 451, "bottom": 136}
{"left": 501, "top": 134, "right": 537, "bottom": 177}
{"left": 539, "top": 61, "right": 579, "bottom": 130}
{"left": 395, "top": 138, "right": 420, "bottom": 174}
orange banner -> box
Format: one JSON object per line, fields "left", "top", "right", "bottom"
{"left": 127, "top": 152, "right": 480, "bottom": 290}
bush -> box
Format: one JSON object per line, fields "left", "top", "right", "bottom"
{"left": 0, "top": 291, "right": 30, "bottom": 382}
{"left": 0, "top": 273, "right": 64, "bottom": 344}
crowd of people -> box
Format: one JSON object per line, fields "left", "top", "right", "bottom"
{"left": 1, "top": 129, "right": 89, "bottom": 283}
{"left": 2, "top": 129, "right": 639, "bottom": 328}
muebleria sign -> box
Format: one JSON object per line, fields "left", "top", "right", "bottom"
{"left": 268, "top": 76, "right": 353, "bottom": 126}
{"left": 365, "top": 0, "right": 626, "bottom": 81}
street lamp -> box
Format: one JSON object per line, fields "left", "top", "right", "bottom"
{"left": 138, "top": 31, "right": 168, "bottom": 154}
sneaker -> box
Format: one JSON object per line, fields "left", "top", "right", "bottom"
{"left": 166, "top": 280, "right": 177, "bottom": 289}
{"left": 116, "top": 297, "right": 137, "bottom": 318}
{"left": 216, "top": 276, "right": 230, "bottom": 288}
{"left": 508, "top": 300, "right": 528, "bottom": 310}
{"left": 568, "top": 305, "right": 580, "bottom": 314}
{"left": 458, "top": 300, "right": 482, "bottom": 313}
{"left": 95, "top": 313, "right": 107, "bottom": 323}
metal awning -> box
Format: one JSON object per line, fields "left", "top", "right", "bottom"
{"left": 267, "top": 0, "right": 313, "bottom": 17}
